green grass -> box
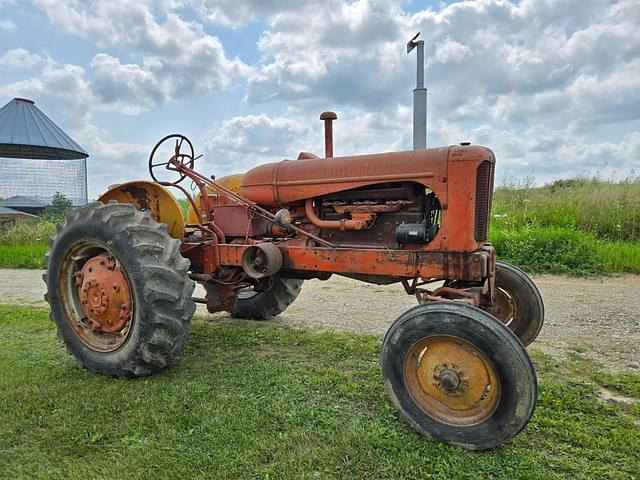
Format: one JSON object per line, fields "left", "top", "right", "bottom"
{"left": 0, "top": 218, "right": 55, "bottom": 245}
{"left": 0, "top": 219, "right": 53, "bottom": 268}
{"left": 1, "top": 305, "right": 639, "bottom": 479}
{"left": 0, "top": 244, "right": 48, "bottom": 268}
{"left": 491, "top": 177, "right": 640, "bottom": 275}
{"left": 593, "top": 372, "right": 640, "bottom": 398}
{"left": 492, "top": 176, "right": 640, "bottom": 242}
{"left": 489, "top": 226, "right": 640, "bottom": 275}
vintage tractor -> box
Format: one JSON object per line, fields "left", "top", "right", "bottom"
{"left": 44, "top": 114, "right": 544, "bottom": 450}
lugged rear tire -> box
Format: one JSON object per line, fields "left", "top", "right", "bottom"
{"left": 204, "top": 275, "right": 303, "bottom": 320}
{"left": 44, "top": 202, "right": 196, "bottom": 378}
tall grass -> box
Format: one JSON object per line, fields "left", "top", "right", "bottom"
{"left": 0, "top": 220, "right": 54, "bottom": 269}
{"left": 493, "top": 175, "right": 640, "bottom": 242}
{"left": 491, "top": 175, "right": 640, "bottom": 275}
{"left": 0, "top": 244, "right": 48, "bottom": 269}
{"left": 0, "top": 219, "right": 55, "bottom": 245}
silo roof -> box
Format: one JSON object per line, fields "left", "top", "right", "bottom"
{"left": 0, "top": 97, "right": 89, "bottom": 160}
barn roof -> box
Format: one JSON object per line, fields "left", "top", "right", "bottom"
{"left": 0, "top": 98, "right": 88, "bottom": 160}
{"left": 0, "top": 206, "right": 37, "bottom": 217}
{"left": 0, "top": 195, "right": 49, "bottom": 208}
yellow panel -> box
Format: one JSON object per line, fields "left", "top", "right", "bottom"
{"left": 186, "top": 173, "right": 244, "bottom": 225}
{"left": 216, "top": 173, "right": 244, "bottom": 193}
{"left": 98, "top": 181, "right": 185, "bottom": 239}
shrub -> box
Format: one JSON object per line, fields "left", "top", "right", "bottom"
{"left": 490, "top": 227, "right": 605, "bottom": 275}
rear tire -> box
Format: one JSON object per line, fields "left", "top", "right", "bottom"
{"left": 381, "top": 302, "right": 537, "bottom": 450}
{"left": 207, "top": 275, "right": 303, "bottom": 320}
{"left": 493, "top": 261, "right": 545, "bottom": 346}
{"left": 44, "top": 202, "right": 195, "bottom": 378}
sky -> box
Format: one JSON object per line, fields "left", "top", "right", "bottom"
{"left": 0, "top": 0, "right": 638, "bottom": 199}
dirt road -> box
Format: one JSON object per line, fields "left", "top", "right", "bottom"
{"left": 1, "top": 268, "right": 638, "bottom": 371}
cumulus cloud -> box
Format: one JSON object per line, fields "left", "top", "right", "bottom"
{"left": 6, "top": 0, "right": 638, "bottom": 190}
{"left": 244, "top": 0, "right": 639, "bottom": 135}
{"left": 0, "top": 48, "right": 52, "bottom": 69}
{"left": 0, "top": 63, "right": 95, "bottom": 129}
{"left": 200, "top": 104, "right": 415, "bottom": 179}
{"left": 73, "top": 124, "right": 148, "bottom": 160}
{"left": 90, "top": 54, "right": 166, "bottom": 115}
{"left": 191, "top": 0, "right": 313, "bottom": 28}
{"left": 203, "top": 113, "right": 318, "bottom": 173}
{"left": 33, "top": 0, "right": 248, "bottom": 113}
{"left": 247, "top": 0, "right": 407, "bottom": 107}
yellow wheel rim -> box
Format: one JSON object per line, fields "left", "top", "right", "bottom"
{"left": 403, "top": 335, "right": 500, "bottom": 426}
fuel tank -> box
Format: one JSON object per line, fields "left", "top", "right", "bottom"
{"left": 240, "top": 147, "right": 451, "bottom": 206}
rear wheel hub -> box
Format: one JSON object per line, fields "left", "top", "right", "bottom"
{"left": 78, "top": 254, "right": 131, "bottom": 333}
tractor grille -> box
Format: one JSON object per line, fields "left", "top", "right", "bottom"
{"left": 474, "top": 161, "right": 494, "bottom": 242}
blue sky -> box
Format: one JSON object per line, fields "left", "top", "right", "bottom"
{"left": 1, "top": 0, "right": 638, "bottom": 199}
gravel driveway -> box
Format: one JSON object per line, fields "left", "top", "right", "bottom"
{"left": 2, "top": 268, "right": 638, "bottom": 371}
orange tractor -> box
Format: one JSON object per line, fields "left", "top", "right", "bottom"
{"left": 44, "top": 114, "right": 543, "bottom": 450}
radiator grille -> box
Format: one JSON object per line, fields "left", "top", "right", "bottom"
{"left": 474, "top": 161, "right": 494, "bottom": 242}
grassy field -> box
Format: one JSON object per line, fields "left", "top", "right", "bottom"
{"left": 1, "top": 305, "right": 639, "bottom": 479}
{"left": 1, "top": 177, "right": 639, "bottom": 274}
{"left": 0, "top": 219, "right": 54, "bottom": 269}
{"left": 490, "top": 176, "right": 640, "bottom": 274}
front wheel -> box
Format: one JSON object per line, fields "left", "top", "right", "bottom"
{"left": 381, "top": 302, "right": 537, "bottom": 450}
{"left": 492, "top": 261, "right": 545, "bottom": 346}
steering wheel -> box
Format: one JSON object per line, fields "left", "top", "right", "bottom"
{"left": 148, "top": 134, "right": 195, "bottom": 185}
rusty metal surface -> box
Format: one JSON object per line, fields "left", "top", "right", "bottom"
{"left": 240, "top": 148, "right": 446, "bottom": 207}
{"left": 403, "top": 335, "right": 500, "bottom": 426}
{"left": 78, "top": 254, "right": 131, "bottom": 333}
{"left": 240, "top": 145, "right": 494, "bottom": 252}
{"left": 325, "top": 199, "right": 414, "bottom": 214}
{"left": 120, "top": 131, "right": 498, "bottom": 316}
{"left": 241, "top": 243, "right": 283, "bottom": 278}
{"left": 205, "top": 284, "right": 237, "bottom": 313}
{"left": 98, "top": 180, "right": 185, "bottom": 239}
{"left": 210, "top": 204, "right": 256, "bottom": 237}
{"left": 304, "top": 199, "right": 372, "bottom": 230}
{"left": 493, "top": 288, "right": 515, "bottom": 326}
{"left": 217, "top": 243, "right": 493, "bottom": 282}
{"left": 319, "top": 111, "right": 337, "bottom": 158}
{"left": 59, "top": 242, "right": 134, "bottom": 352}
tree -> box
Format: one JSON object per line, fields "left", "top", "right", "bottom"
{"left": 43, "top": 192, "right": 72, "bottom": 222}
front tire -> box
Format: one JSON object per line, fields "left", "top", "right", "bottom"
{"left": 493, "top": 261, "right": 545, "bottom": 346}
{"left": 44, "top": 202, "right": 196, "bottom": 378}
{"left": 381, "top": 302, "right": 537, "bottom": 450}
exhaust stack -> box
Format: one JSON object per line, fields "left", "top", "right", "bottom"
{"left": 407, "top": 33, "right": 427, "bottom": 149}
{"left": 320, "top": 111, "right": 337, "bottom": 158}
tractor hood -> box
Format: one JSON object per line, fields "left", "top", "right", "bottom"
{"left": 240, "top": 147, "right": 452, "bottom": 206}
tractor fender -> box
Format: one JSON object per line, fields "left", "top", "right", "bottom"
{"left": 98, "top": 180, "right": 185, "bottom": 239}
